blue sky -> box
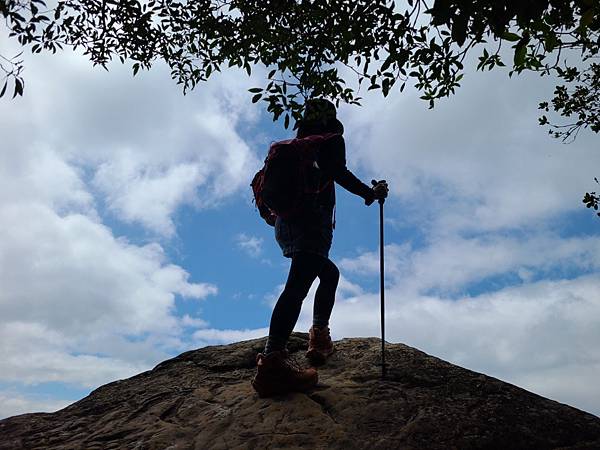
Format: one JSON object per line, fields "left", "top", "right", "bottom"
{"left": 1, "top": 43, "right": 600, "bottom": 419}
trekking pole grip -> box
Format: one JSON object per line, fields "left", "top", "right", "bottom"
{"left": 371, "top": 179, "right": 386, "bottom": 205}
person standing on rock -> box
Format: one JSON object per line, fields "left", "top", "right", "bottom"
{"left": 252, "top": 98, "right": 389, "bottom": 397}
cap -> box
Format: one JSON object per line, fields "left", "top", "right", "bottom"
{"left": 299, "top": 98, "right": 344, "bottom": 135}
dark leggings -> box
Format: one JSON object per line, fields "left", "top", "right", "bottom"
{"left": 266, "top": 252, "right": 340, "bottom": 352}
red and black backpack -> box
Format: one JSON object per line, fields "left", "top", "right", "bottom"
{"left": 251, "top": 133, "right": 339, "bottom": 226}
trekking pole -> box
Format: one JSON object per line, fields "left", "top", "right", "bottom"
{"left": 372, "top": 180, "right": 387, "bottom": 379}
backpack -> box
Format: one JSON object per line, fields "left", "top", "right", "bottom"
{"left": 251, "top": 133, "right": 339, "bottom": 226}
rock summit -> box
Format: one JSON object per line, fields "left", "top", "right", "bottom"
{"left": 1, "top": 333, "right": 600, "bottom": 449}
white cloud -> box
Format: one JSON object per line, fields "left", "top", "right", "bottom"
{"left": 0, "top": 203, "right": 216, "bottom": 337}
{"left": 1, "top": 49, "right": 263, "bottom": 237}
{"left": 0, "top": 194, "right": 218, "bottom": 393}
{"left": 341, "top": 63, "right": 600, "bottom": 234}
{"left": 192, "top": 327, "right": 269, "bottom": 345}
{"left": 325, "top": 66, "right": 600, "bottom": 417}
{"left": 235, "top": 233, "right": 264, "bottom": 258}
{"left": 0, "top": 322, "right": 146, "bottom": 388}
{"left": 0, "top": 391, "right": 72, "bottom": 419}
{"left": 0, "top": 212, "right": 215, "bottom": 419}
{"left": 93, "top": 160, "right": 204, "bottom": 236}
{"left": 0, "top": 41, "right": 267, "bottom": 417}
{"left": 0, "top": 145, "right": 94, "bottom": 217}
{"left": 340, "top": 234, "right": 600, "bottom": 294}
{"left": 180, "top": 315, "right": 209, "bottom": 328}
{"left": 328, "top": 274, "right": 600, "bottom": 416}
{"left": 339, "top": 243, "right": 412, "bottom": 281}
{"left": 328, "top": 233, "right": 600, "bottom": 416}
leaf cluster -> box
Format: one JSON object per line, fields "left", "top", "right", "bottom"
{"left": 1, "top": 0, "right": 599, "bottom": 136}
{"left": 583, "top": 178, "right": 600, "bottom": 217}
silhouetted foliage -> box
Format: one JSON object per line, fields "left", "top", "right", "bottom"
{"left": 1, "top": 0, "right": 599, "bottom": 139}
{"left": 583, "top": 178, "right": 600, "bottom": 217}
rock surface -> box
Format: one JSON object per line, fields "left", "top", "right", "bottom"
{"left": 1, "top": 333, "right": 600, "bottom": 449}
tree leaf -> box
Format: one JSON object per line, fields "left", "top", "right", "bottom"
{"left": 381, "top": 57, "right": 392, "bottom": 72}
{"left": 580, "top": 9, "right": 595, "bottom": 28}
{"left": 451, "top": 14, "right": 468, "bottom": 47}
{"left": 12, "top": 78, "right": 23, "bottom": 98}
{"left": 501, "top": 32, "right": 520, "bottom": 42}
{"left": 514, "top": 45, "right": 526, "bottom": 67}
{"left": 0, "top": 80, "right": 7, "bottom": 98}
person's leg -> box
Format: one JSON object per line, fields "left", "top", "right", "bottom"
{"left": 264, "top": 252, "right": 325, "bottom": 354}
{"left": 312, "top": 258, "right": 340, "bottom": 329}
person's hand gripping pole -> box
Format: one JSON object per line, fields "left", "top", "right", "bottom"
{"left": 371, "top": 179, "right": 388, "bottom": 378}
{"left": 371, "top": 179, "right": 389, "bottom": 204}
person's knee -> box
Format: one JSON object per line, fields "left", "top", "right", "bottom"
{"left": 331, "top": 264, "right": 340, "bottom": 282}
{"left": 321, "top": 261, "right": 340, "bottom": 284}
{"left": 282, "top": 283, "right": 311, "bottom": 303}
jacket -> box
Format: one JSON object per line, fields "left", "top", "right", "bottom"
{"left": 275, "top": 134, "right": 375, "bottom": 258}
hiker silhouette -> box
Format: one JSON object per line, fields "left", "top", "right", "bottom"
{"left": 252, "top": 98, "right": 388, "bottom": 397}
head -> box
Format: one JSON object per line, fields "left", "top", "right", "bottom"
{"left": 296, "top": 98, "right": 344, "bottom": 138}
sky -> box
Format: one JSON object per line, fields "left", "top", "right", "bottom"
{"left": 1, "top": 40, "right": 600, "bottom": 420}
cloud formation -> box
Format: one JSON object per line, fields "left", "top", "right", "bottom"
{"left": 235, "top": 233, "right": 264, "bottom": 258}
{"left": 1, "top": 50, "right": 262, "bottom": 237}
{"left": 0, "top": 49, "right": 261, "bottom": 417}
{"left": 322, "top": 66, "right": 600, "bottom": 416}
{"left": 324, "top": 273, "right": 600, "bottom": 416}
{"left": 0, "top": 390, "right": 72, "bottom": 419}
{"left": 0, "top": 143, "right": 219, "bottom": 393}
{"left": 342, "top": 66, "right": 600, "bottom": 234}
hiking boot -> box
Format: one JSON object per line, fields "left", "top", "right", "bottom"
{"left": 306, "top": 325, "right": 335, "bottom": 365}
{"left": 251, "top": 350, "right": 318, "bottom": 398}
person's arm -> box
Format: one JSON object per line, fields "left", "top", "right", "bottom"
{"left": 319, "top": 135, "right": 376, "bottom": 205}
